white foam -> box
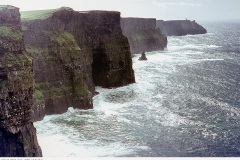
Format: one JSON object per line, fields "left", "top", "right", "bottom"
{"left": 35, "top": 35, "right": 234, "bottom": 157}
{"left": 37, "top": 134, "right": 96, "bottom": 157}
{"left": 207, "top": 45, "right": 222, "bottom": 48}
{"left": 201, "top": 58, "right": 224, "bottom": 61}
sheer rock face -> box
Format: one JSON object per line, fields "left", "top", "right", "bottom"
{"left": 21, "top": 8, "right": 94, "bottom": 121}
{"left": 156, "top": 20, "right": 207, "bottom": 36}
{"left": 121, "top": 18, "right": 167, "bottom": 54}
{"left": 0, "top": 5, "right": 42, "bottom": 157}
{"left": 85, "top": 11, "right": 135, "bottom": 88}
{"left": 21, "top": 8, "right": 135, "bottom": 121}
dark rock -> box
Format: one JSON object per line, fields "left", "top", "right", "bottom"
{"left": 156, "top": 20, "right": 207, "bottom": 36}
{"left": 121, "top": 18, "right": 167, "bottom": 54}
{"left": 21, "top": 7, "right": 94, "bottom": 120}
{"left": 21, "top": 8, "right": 135, "bottom": 121}
{"left": 0, "top": 5, "right": 42, "bottom": 157}
{"left": 87, "top": 11, "right": 135, "bottom": 88}
{"left": 138, "top": 52, "right": 148, "bottom": 61}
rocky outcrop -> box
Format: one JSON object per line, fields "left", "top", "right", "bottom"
{"left": 21, "top": 8, "right": 135, "bottom": 121}
{"left": 156, "top": 20, "right": 207, "bottom": 36}
{"left": 121, "top": 18, "right": 167, "bottom": 54}
{"left": 0, "top": 5, "right": 42, "bottom": 157}
{"left": 138, "top": 52, "right": 147, "bottom": 61}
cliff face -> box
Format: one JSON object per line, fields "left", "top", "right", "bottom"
{"left": 156, "top": 20, "right": 207, "bottom": 36}
{"left": 21, "top": 8, "right": 94, "bottom": 121}
{"left": 121, "top": 18, "right": 167, "bottom": 54}
{"left": 85, "top": 11, "right": 135, "bottom": 88}
{"left": 0, "top": 5, "right": 42, "bottom": 157}
{"left": 21, "top": 8, "right": 135, "bottom": 121}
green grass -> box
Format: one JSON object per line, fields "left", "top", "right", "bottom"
{"left": 41, "top": 85, "right": 71, "bottom": 100}
{"left": 44, "top": 31, "right": 81, "bottom": 51}
{"left": 75, "top": 84, "right": 89, "bottom": 95}
{"left": 0, "top": 80, "right": 7, "bottom": 90}
{"left": 21, "top": 7, "right": 73, "bottom": 21}
{"left": 0, "top": 26, "right": 23, "bottom": 41}
{"left": 5, "top": 54, "right": 32, "bottom": 64}
{"left": 34, "top": 89, "right": 44, "bottom": 102}
{"left": 21, "top": 9, "right": 56, "bottom": 20}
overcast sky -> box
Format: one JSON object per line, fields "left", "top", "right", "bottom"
{"left": 1, "top": 0, "right": 240, "bottom": 21}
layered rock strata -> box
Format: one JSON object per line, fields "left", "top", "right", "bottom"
{"left": 21, "top": 8, "right": 135, "bottom": 121}
{"left": 156, "top": 20, "right": 207, "bottom": 36}
{"left": 0, "top": 5, "right": 42, "bottom": 157}
{"left": 121, "top": 18, "right": 167, "bottom": 54}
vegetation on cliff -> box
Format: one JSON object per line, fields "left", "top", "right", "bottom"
{"left": 0, "top": 5, "right": 42, "bottom": 157}
{"left": 0, "top": 26, "right": 23, "bottom": 41}
{"left": 21, "top": 7, "right": 73, "bottom": 20}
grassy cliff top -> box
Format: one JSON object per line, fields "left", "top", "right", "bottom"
{"left": 21, "top": 7, "right": 73, "bottom": 21}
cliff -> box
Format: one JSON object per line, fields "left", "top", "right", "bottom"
{"left": 21, "top": 8, "right": 94, "bottom": 121}
{"left": 0, "top": 5, "right": 42, "bottom": 157}
{"left": 156, "top": 20, "right": 207, "bottom": 36}
{"left": 121, "top": 18, "right": 167, "bottom": 54}
{"left": 21, "top": 8, "right": 135, "bottom": 121}
{"left": 84, "top": 11, "right": 135, "bottom": 88}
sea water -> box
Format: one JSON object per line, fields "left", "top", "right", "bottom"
{"left": 35, "top": 21, "right": 240, "bottom": 157}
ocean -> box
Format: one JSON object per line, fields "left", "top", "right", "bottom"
{"left": 34, "top": 21, "right": 240, "bottom": 157}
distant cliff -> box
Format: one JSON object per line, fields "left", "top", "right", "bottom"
{"left": 121, "top": 18, "right": 167, "bottom": 54}
{"left": 0, "top": 5, "right": 42, "bottom": 157}
{"left": 156, "top": 20, "right": 207, "bottom": 36}
{"left": 21, "top": 8, "right": 135, "bottom": 121}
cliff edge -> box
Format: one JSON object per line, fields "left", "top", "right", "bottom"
{"left": 0, "top": 5, "right": 42, "bottom": 157}
{"left": 156, "top": 20, "right": 207, "bottom": 36}
{"left": 121, "top": 18, "right": 167, "bottom": 54}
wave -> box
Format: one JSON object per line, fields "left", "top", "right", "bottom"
{"left": 201, "top": 58, "right": 224, "bottom": 61}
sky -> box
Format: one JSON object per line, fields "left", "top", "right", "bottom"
{"left": 1, "top": 0, "right": 240, "bottom": 21}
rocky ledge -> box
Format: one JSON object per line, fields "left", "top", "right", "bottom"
{"left": 0, "top": 5, "right": 42, "bottom": 157}
{"left": 121, "top": 18, "right": 167, "bottom": 54}
{"left": 156, "top": 20, "right": 207, "bottom": 36}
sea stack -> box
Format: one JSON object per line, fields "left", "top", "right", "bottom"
{"left": 0, "top": 5, "right": 42, "bottom": 157}
{"left": 138, "top": 52, "right": 148, "bottom": 61}
{"left": 156, "top": 20, "right": 207, "bottom": 36}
